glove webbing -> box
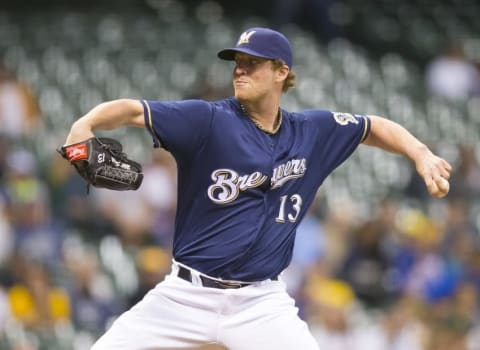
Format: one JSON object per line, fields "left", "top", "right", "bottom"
{"left": 88, "top": 139, "right": 137, "bottom": 194}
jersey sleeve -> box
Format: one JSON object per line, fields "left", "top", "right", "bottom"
{"left": 306, "top": 110, "right": 371, "bottom": 174}
{"left": 141, "top": 99, "right": 214, "bottom": 160}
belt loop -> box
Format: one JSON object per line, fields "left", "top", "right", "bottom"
{"left": 190, "top": 269, "right": 203, "bottom": 286}
{"left": 175, "top": 260, "right": 204, "bottom": 286}
{"left": 171, "top": 260, "right": 179, "bottom": 276}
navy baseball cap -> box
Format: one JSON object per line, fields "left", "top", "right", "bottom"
{"left": 218, "top": 27, "right": 293, "bottom": 69}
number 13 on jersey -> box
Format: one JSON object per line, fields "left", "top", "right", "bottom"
{"left": 275, "top": 194, "right": 302, "bottom": 223}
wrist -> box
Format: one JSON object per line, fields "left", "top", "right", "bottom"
{"left": 65, "top": 119, "right": 94, "bottom": 145}
{"left": 410, "top": 143, "right": 431, "bottom": 164}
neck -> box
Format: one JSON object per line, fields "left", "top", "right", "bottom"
{"left": 239, "top": 97, "right": 281, "bottom": 133}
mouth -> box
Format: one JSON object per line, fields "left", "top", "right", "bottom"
{"left": 234, "top": 80, "right": 248, "bottom": 87}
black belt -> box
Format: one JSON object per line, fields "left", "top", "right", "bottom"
{"left": 177, "top": 265, "right": 277, "bottom": 289}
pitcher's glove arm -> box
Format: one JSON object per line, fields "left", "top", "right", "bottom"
{"left": 58, "top": 137, "right": 143, "bottom": 191}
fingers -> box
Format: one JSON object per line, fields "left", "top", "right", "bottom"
{"left": 438, "top": 158, "right": 452, "bottom": 179}
{"left": 424, "top": 176, "right": 439, "bottom": 197}
{"left": 420, "top": 155, "right": 452, "bottom": 198}
{"left": 433, "top": 158, "right": 452, "bottom": 181}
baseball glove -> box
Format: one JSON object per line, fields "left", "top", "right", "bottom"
{"left": 58, "top": 137, "right": 143, "bottom": 191}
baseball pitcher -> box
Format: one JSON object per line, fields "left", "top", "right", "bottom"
{"left": 61, "top": 27, "right": 451, "bottom": 350}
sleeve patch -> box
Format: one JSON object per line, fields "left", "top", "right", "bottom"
{"left": 332, "top": 112, "right": 359, "bottom": 126}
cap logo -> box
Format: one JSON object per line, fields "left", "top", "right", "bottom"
{"left": 237, "top": 30, "right": 256, "bottom": 45}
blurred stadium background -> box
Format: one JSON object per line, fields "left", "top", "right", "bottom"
{"left": 0, "top": 0, "right": 480, "bottom": 349}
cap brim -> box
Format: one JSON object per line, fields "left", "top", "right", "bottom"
{"left": 217, "top": 47, "right": 274, "bottom": 61}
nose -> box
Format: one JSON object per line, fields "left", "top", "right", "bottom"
{"left": 234, "top": 64, "right": 246, "bottom": 76}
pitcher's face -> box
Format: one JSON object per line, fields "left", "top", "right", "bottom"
{"left": 232, "top": 53, "right": 277, "bottom": 103}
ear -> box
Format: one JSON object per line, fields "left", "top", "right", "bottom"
{"left": 275, "top": 65, "right": 289, "bottom": 83}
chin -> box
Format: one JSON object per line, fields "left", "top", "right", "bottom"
{"left": 234, "top": 90, "right": 249, "bottom": 102}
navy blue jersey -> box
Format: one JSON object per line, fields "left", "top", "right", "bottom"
{"left": 141, "top": 97, "right": 370, "bottom": 281}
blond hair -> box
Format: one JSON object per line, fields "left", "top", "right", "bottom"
{"left": 272, "top": 60, "right": 296, "bottom": 92}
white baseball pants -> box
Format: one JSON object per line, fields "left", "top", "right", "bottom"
{"left": 91, "top": 263, "right": 319, "bottom": 350}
